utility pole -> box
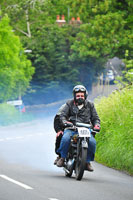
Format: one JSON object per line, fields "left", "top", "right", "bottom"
{"left": 68, "top": 7, "right": 70, "bottom": 23}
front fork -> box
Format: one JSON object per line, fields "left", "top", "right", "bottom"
{"left": 77, "top": 137, "right": 88, "bottom": 157}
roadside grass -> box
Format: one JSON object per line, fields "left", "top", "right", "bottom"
{"left": 0, "top": 103, "right": 34, "bottom": 126}
{"left": 95, "top": 85, "right": 133, "bottom": 175}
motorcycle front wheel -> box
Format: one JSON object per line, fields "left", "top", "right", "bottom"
{"left": 75, "top": 147, "right": 87, "bottom": 180}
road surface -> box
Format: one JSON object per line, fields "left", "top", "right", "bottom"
{"left": 0, "top": 118, "right": 132, "bottom": 200}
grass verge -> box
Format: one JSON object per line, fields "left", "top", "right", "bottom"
{"left": 95, "top": 85, "right": 133, "bottom": 175}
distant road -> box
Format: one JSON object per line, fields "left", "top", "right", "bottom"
{"left": 0, "top": 119, "right": 132, "bottom": 200}
{"left": 25, "top": 84, "right": 118, "bottom": 116}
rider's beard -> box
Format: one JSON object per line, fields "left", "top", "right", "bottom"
{"left": 76, "top": 98, "right": 85, "bottom": 105}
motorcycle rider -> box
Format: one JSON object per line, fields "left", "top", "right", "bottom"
{"left": 56, "top": 85, "right": 100, "bottom": 171}
{"left": 53, "top": 104, "right": 66, "bottom": 165}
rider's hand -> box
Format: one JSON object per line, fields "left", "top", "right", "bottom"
{"left": 93, "top": 125, "right": 100, "bottom": 132}
{"left": 56, "top": 131, "right": 63, "bottom": 138}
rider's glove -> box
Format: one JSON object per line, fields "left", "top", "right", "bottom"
{"left": 56, "top": 131, "right": 63, "bottom": 138}
{"left": 63, "top": 121, "right": 73, "bottom": 128}
{"left": 93, "top": 125, "right": 100, "bottom": 132}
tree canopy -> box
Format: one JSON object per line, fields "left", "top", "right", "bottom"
{"left": 0, "top": 0, "right": 132, "bottom": 104}
{"left": 0, "top": 13, "right": 34, "bottom": 102}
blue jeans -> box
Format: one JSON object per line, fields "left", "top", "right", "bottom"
{"left": 57, "top": 129, "right": 96, "bottom": 163}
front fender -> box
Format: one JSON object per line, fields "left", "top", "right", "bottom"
{"left": 81, "top": 139, "right": 88, "bottom": 148}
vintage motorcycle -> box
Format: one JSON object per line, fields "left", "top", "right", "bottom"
{"left": 63, "top": 122, "right": 97, "bottom": 181}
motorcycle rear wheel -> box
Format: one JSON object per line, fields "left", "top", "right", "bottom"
{"left": 75, "top": 147, "right": 87, "bottom": 180}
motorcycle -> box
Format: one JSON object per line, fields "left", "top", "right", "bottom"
{"left": 63, "top": 122, "right": 97, "bottom": 181}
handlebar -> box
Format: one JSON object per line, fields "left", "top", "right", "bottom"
{"left": 76, "top": 122, "right": 92, "bottom": 128}
{"left": 64, "top": 122, "right": 99, "bottom": 135}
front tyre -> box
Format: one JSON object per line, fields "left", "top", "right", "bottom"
{"left": 75, "top": 147, "right": 87, "bottom": 180}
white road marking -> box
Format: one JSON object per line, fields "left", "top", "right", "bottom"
{"left": 49, "top": 198, "right": 59, "bottom": 200}
{"left": 37, "top": 133, "right": 43, "bottom": 136}
{"left": 15, "top": 136, "right": 24, "bottom": 139}
{"left": 5, "top": 137, "right": 13, "bottom": 140}
{"left": 26, "top": 134, "right": 33, "bottom": 137}
{"left": 0, "top": 132, "right": 45, "bottom": 142}
{"left": 0, "top": 175, "right": 33, "bottom": 190}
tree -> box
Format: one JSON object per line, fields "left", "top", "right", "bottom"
{"left": 22, "top": 25, "right": 80, "bottom": 104}
{"left": 0, "top": 13, "right": 34, "bottom": 102}
{"left": 1, "top": 0, "right": 132, "bottom": 104}
{"left": 116, "top": 50, "right": 133, "bottom": 86}
{"left": 67, "top": 0, "right": 132, "bottom": 88}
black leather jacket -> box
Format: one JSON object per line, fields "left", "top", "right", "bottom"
{"left": 54, "top": 115, "right": 62, "bottom": 133}
{"left": 54, "top": 104, "right": 66, "bottom": 133}
{"left": 60, "top": 99, "right": 100, "bottom": 127}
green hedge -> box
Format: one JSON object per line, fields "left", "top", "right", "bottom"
{"left": 0, "top": 103, "right": 34, "bottom": 126}
{"left": 95, "top": 85, "right": 133, "bottom": 175}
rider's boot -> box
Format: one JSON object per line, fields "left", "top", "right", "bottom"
{"left": 54, "top": 156, "right": 60, "bottom": 165}
{"left": 56, "top": 158, "right": 65, "bottom": 167}
{"left": 86, "top": 163, "right": 94, "bottom": 172}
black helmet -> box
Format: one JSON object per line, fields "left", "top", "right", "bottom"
{"left": 73, "top": 85, "right": 88, "bottom": 100}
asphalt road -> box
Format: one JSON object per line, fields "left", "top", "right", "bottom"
{"left": 0, "top": 118, "right": 132, "bottom": 200}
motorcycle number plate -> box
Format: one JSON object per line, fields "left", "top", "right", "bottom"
{"left": 78, "top": 127, "right": 91, "bottom": 137}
